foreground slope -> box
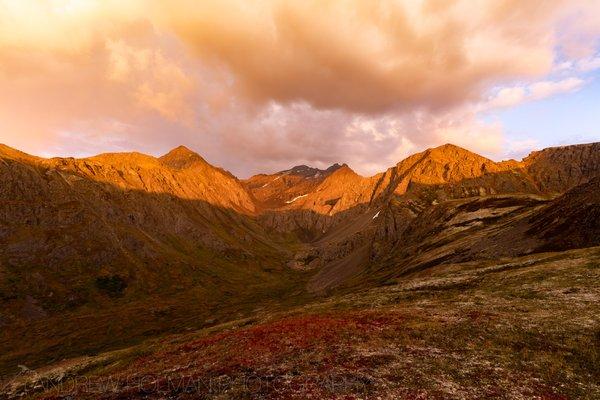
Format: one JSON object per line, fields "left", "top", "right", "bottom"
{"left": 5, "top": 247, "right": 599, "bottom": 399}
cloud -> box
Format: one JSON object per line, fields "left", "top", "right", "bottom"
{"left": 106, "top": 39, "right": 196, "bottom": 121}
{"left": 487, "top": 87, "right": 528, "bottom": 109}
{"left": 577, "top": 56, "right": 600, "bottom": 72}
{"left": 189, "top": 101, "right": 506, "bottom": 176}
{"left": 0, "top": 0, "right": 599, "bottom": 176}
{"left": 156, "top": 0, "right": 566, "bottom": 112}
{"left": 557, "top": 0, "right": 600, "bottom": 58}
{"left": 529, "top": 78, "right": 585, "bottom": 100}
{"left": 485, "top": 77, "right": 585, "bottom": 110}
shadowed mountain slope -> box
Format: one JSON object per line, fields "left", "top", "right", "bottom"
{"left": 0, "top": 141, "right": 599, "bottom": 378}
{"left": 523, "top": 142, "right": 600, "bottom": 192}
{"left": 6, "top": 246, "right": 600, "bottom": 399}
{"left": 528, "top": 176, "right": 600, "bottom": 251}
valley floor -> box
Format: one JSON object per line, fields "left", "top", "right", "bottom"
{"left": 3, "top": 247, "right": 600, "bottom": 399}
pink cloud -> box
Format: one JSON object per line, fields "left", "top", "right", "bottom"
{"left": 0, "top": 0, "right": 599, "bottom": 176}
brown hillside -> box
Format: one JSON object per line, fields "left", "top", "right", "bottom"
{"left": 524, "top": 142, "right": 600, "bottom": 192}
{"left": 528, "top": 176, "right": 600, "bottom": 251}
{"left": 1, "top": 141, "right": 599, "bottom": 376}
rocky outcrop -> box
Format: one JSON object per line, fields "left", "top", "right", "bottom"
{"left": 523, "top": 142, "right": 600, "bottom": 193}
{"left": 528, "top": 176, "right": 600, "bottom": 251}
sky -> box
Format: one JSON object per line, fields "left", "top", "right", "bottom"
{"left": 0, "top": 0, "right": 599, "bottom": 177}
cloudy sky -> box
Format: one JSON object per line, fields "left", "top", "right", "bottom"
{"left": 0, "top": 0, "right": 599, "bottom": 177}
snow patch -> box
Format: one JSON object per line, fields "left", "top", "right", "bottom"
{"left": 372, "top": 210, "right": 380, "bottom": 219}
{"left": 286, "top": 194, "right": 308, "bottom": 204}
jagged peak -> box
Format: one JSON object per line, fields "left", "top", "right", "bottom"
{"left": 325, "top": 163, "right": 344, "bottom": 173}
{"left": 159, "top": 145, "right": 208, "bottom": 169}
{"left": 326, "top": 163, "right": 356, "bottom": 178}
{"left": 276, "top": 163, "right": 346, "bottom": 178}
{"left": 288, "top": 164, "right": 313, "bottom": 173}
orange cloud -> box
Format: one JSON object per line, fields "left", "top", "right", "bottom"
{"left": 106, "top": 39, "right": 196, "bottom": 121}
{"left": 486, "top": 77, "right": 585, "bottom": 109}
{"left": 157, "top": 0, "right": 568, "bottom": 112}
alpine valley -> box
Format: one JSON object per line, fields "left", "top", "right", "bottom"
{"left": 1, "top": 142, "right": 599, "bottom": 399}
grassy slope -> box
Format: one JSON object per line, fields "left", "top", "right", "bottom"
{"left": 0, "top": 223, "right": 316, "bottom": 376}
{"left": 4, "top": 246, "right": 599, "bottom": 399}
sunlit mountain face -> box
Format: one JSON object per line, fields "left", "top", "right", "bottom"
{"left": 1, "top": 1, "right": 599, "bottom": 399}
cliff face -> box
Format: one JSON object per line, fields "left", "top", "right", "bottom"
{"left": 528, "top": 176, "right": 600, "bottom": 251}
{"left": 523, "top": 142, "right": 600, "bottom": 193}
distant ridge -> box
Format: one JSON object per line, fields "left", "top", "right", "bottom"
{"left": 2, "top": 142, "right": 599, "bottom": 214}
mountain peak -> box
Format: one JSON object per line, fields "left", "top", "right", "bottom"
{"left": 282, "top": 164, "right": 344, "bottom": 179}
{"left": 325, "top": 163, "right": 344, "bottom": 173}
{"left": 423, "top": 143, "right": 493, "bottom": 164}
{"left": 429, "top": 143, "right": 473, "bottom": 155}
{"left": 159, "top": 145, "right": 207, "bottom": 169}
{"left": 329, "top": 163, "right": 355, "bottom": 176}
{"left": 288, "top": 165, "right": 313, "bottom": 174}
{"left": 164, "top": 145, "right": 199, "bottom": 158}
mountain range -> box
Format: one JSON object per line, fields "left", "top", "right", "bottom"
{"left": 1, "top": 141, "right": 599, "bottom": 398}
